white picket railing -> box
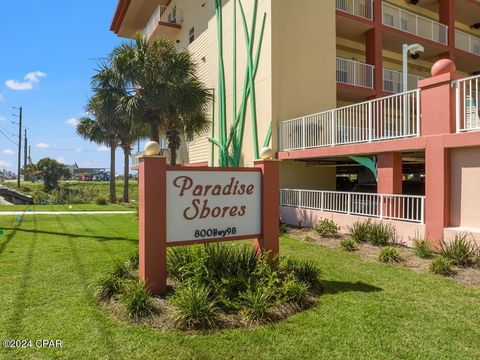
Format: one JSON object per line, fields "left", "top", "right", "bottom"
{"left": 455, "top": 30, "right": 480, "bottom": 56}
{"left": 336, "top": 0, "right": 374, "bottom": 20}
{"left": 144, "top": 5, "right": 183, "bottom": 40}
{"left": 280, "top": 189, "right": 425, "bottom": 223}
{"left": 454, "top": 75, "right": 480, "bottom": 132}
{"left": 279, "top": 89, "right": 420, "bottom": 151}
{"left": 383, "top": 68, "right": 424, "bottom": 93}
{"left": 336, "top": 57, "right": 375, "bottom": 89}
{"left": 382, "top": 3, "right": 448, "bottom": 45}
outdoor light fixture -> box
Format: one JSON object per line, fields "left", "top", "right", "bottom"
{"left": 259, "top": 147, "right": 273, "bottom": 160}
{"left": 402, "top": 43, "right": 424, "bottom": 92}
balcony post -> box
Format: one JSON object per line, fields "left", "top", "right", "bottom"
{"left": 302, "top": 117, "right": 306, "bottom": 149}
{"left": 331, "top": 111, "right": 336, "bottom": 146}
{"left": 368, "top": 101, "right": 373, "bottom": 141}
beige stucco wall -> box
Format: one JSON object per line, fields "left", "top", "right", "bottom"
{"left": 271, "top": 0, "right": 337, "bottom": 153}
{"left": 450, "top": 147, "right": 480, "bottom": 228}
{"left": 280, "top": 160, "right": 336, "bottom": 191}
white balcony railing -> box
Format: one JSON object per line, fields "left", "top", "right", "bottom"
{"left": 280, "top": 189, "right": 425, "bottom": 223}
{"left": 336, "top": 0, "right": 374, "bottom": 20}
{"left": 144, "top": 5, "right": 183, "bottom": 40}
{"left": 383, "top": 68, "right": 424, "bottom": 93}
{"left": 279, "top": 89, "right": 420, "bottom": 151}
{"left": 336, "top": 57, "right": 375, "bottom": 89}
{"left": 454, "top": 75, "right": 480, "bottom": 133}
{"left": 382, "top": 3, "right": 448, "bottom": 45}
{"left": 455, "top": 30, "right": 480, "bottom": 56}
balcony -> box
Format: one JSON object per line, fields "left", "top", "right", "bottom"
{"left": 336, "top": 57, "right": 374, "bottom": 89}
{"left": 455, "top": 30, "right": 480, "bottom": 56}
{"left": 144, "top": 5, "right": 182, "bottom": 41}
{"left": 383, "top": 68, "right": 424, "bottom": 93}
{"left": 279, "top": 89, "right": 420, "bottom": 151}
{"left": 336, "top": 0, "right": 373, "bottom": 21}
{"left": 382, "top": 2, "right": 448, "bottom": 45}
{"left": 280, "top": 189, "right": 425, "bottom": 224}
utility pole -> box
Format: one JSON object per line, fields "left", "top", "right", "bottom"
{"left": 24, "top": 128, "right": 28, "bottom": 168}
{"left": 28, "top": 145, "right": 32, "bottom": 165}
{"left": 12, "top": 106, "right": 22, "bottom": 188}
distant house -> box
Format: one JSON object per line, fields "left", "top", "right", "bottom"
{"left": 68, "top": 163, "right": 109, "bottom": 180}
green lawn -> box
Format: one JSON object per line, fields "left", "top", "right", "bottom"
{"left": 0, "top": 214, "right": 479, "bottom": 359}
{"left": 0, "top": 204, "right": 135, "bottom": 212}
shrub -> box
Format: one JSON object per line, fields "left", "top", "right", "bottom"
{"left": 369, "top": 222, "right": 396, "bottom": 246}
{"left": 303, "top": 235, "right": 315, "bottom": 243}
{"left": 440, "top": 233, "right": 477, "bottom": 267}
{"left": 281, "top": 277, "right": 308, "bottom": 306}
{"left": 340, "top": 238, "right": 357, "bottom": 252}
{"left": 378, "top": 246, "right": 401, "bottom": 263}
{"left": 429, "top": 257, "right": 454, "bottom": 276}
{"left": 96, "top": 196, "right": 108, "bottom": 205}
{"left": 170, "top": 283, "right": 218, "bottom": 329}
{"left": 94, "top": 273, "right": 124, "bottom": 300}
{"left": 279, "top": 222, "right": 288, "bottom": 236}
{"left": 240, "top": 287, "right": 271, "bottom": 323}
{"left": 281, "top": 258, "right": 321, "bottom": 290}
{"left": 127, "top": 253, "right": 139, "bottom": 270}
{"left": 119, "top": 280, "right": 156, "bottom": 320}
{"left": 111, "top": 261, "right": 132, "bottom": 279}
{"left": 314, "top": 218, "right": 340, "bottom": 237}
{"left": 412, "top": 237, "right": 433, "bottom": 259}
{"left": 347, "top": 220, "right": 372, "bottom": 243}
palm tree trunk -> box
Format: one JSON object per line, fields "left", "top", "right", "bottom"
{"left": 150, "top": 123, "right": 160, "bottom": 143}
{"left": 122, "top": 147, "right": 130, "bottom": 203}
{"left": 109, "top": 145, "right": 116, "bottom": 203}
{"left": 170, "top": 148, "right": 177, "bottom": 166}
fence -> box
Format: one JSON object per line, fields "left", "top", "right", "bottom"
{"left": 383, "top": 68, "right": 424, "bottom": 93}
{"left": 336, "top": 0, "right": 374, "bottom": 20}
{"left": 454, "top": 74, "right": 480, "bottom": 132}
{"left": 280, "top": 189, "right": 425, "bottom": 223}
{"left": 455, "top": 30, "right": 480, "bottom": 56}
{"left": 336, "top": 57, "right": 374, "bottom": 89}
{"left": 382, "top": 3, "right": 448, "bottom": 45}
{"left": 279, "top": 89, "right": 420, "bottom": 151}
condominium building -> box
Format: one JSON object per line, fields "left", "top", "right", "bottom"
{"left": 111, "top": 0, "right": 480, "bottom": 243}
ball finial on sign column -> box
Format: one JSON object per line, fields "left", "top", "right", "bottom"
{"left": 259, "top": 147, "right": 274, "bottom": 160}
{"left": 144, "top": 141, "right": 161, "bottom": 156}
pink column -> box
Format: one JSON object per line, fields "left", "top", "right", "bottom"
{"left": 419, "top": 60, "right": 460, "bottom": 244}
{"left": 439, "top": 0, "right": 456, "bottom": 61}
{"left": 377, "top": 152, "right": 403, "bottom": 194}
{"left": 425, "top": 138, "right": 450, "bottom": 243}
{"left": 138, "top": 156, "right": 167, "bottom": 295}
{"left": 366, "top": 0, "right": 384, "bottom": 97}
{"left": 254, "top": 160, "right": 280, "bottom": 257}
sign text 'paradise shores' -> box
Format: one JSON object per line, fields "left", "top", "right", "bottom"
{"left": 166, "top": 170, "right": 262, "bottom": 243}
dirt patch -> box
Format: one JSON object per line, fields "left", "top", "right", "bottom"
{"left": 286, "top": 227, "right": 480, "bottom": 289}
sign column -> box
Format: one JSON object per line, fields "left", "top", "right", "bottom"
{"left": 138, "top": 156, "right": 167, "bottom": 294}
{"left": 254, "top": 160, "right": 280, "bottom": 256}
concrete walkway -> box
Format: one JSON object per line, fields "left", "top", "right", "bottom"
{"left": 0, "top": 211, "right": 136, "bottom": 216}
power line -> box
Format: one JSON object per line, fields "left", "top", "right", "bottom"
{"left": 35, "top": 147, "right": 101, "bottom": 153}
{"left": 0, "top": 128, "right": 18, "bottom": 146}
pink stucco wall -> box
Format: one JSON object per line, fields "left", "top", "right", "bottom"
{"left": 280, "top": 206, "right": 426, "bottom": 247}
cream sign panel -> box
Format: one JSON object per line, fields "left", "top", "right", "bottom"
{"left": 166, "top": 171, "right": 262, "bottom": 243}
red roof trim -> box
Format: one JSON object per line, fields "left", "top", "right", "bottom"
{"left": 110, "top": 0, "right": 131, "bottom": 34}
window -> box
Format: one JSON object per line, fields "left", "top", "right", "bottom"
{"left": 189, "top": 27, "right": 195, "bottom": 44}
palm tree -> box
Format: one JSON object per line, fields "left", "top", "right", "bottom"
{"left": 77, "top": 65, "right": 123, "bottom": 203}
{"left": 117, "top": 120, "right": 148, "bottom": 203}
{"left": 110, "top": 34, "right": 212, "bottom": 165}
